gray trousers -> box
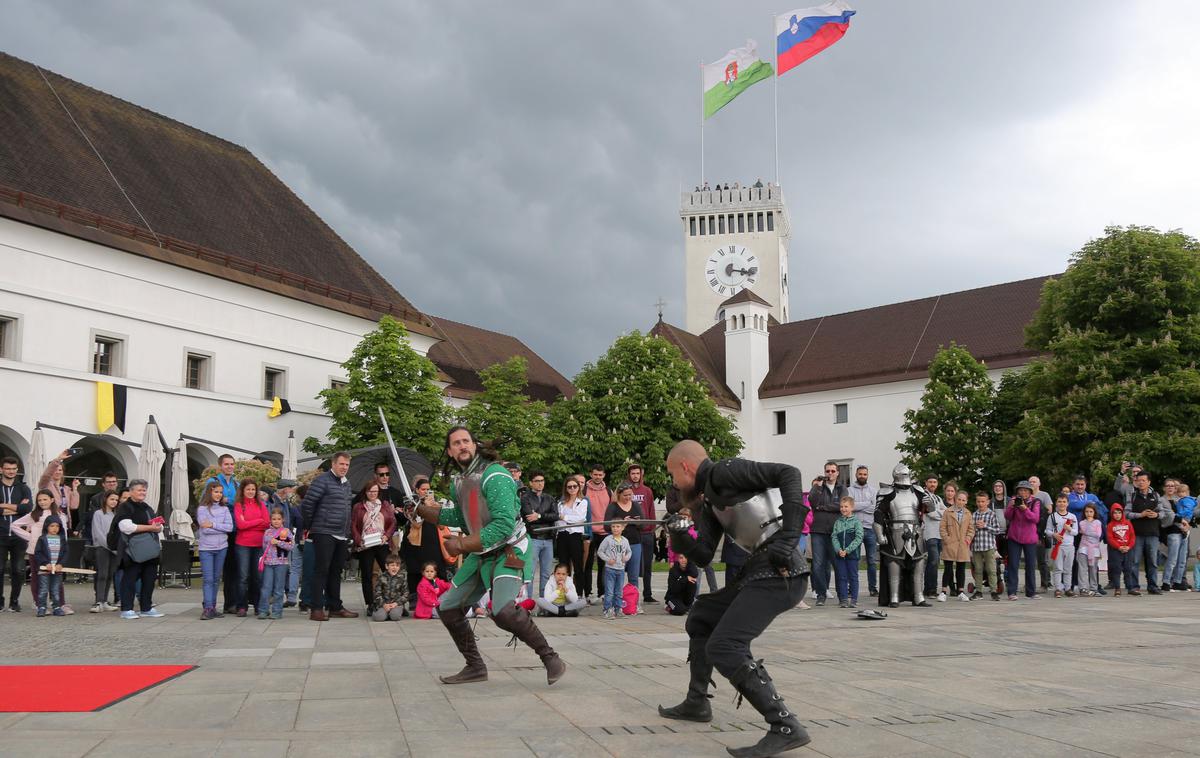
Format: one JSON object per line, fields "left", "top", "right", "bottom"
{"left": 371, "top": 606, "right": 405, "bottom": 621}
{"left": 1075, "top": 551, "right": 1099, "bottom": 593}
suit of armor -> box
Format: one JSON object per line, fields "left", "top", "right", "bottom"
{"left": 875, "top": 463, "right": 932, "bottom": 608}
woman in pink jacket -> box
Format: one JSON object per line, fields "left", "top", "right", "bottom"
{"left": 233, "top": 479, "right": 270, "bottom": 617}
{"left": 1003, "top": 480, "right": 1042, "bottom": 600}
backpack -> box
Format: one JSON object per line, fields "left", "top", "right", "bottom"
{"left": 621, "top": 583, "right": 639, "bottom": 616}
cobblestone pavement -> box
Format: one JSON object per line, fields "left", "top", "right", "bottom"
{"left": 4, "top": 575, "right": 1200, "bottom": 757}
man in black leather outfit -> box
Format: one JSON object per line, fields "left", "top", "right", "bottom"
{"left": 658, "top": 440, "right": 811, "bottom": 758}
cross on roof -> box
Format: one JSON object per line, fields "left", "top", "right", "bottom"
{"left": 655, "top": 297, "right": 667, "bottom": 321}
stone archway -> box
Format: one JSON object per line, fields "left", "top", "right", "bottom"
{"left": 184, "top": 442, "right": 218, "bottom": 509}
{"left": 0, "top": 425, "right": 29, "bottom": 469}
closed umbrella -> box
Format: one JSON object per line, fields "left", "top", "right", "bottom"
{"left": 282, "top": 430, "right": 298, "bottom": 482}
{"left": 169, "top": 438, "right": 194, "bottom": 541}
{"left": 26, "top": 425, "right": 47, "bottom": 485}
{"left": 137, "top": 417, "right": 166, "bottom": 514}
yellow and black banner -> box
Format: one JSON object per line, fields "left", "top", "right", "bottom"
{"left": 96, "top": 382, "right": 127, "bottom": 433}
{"left": 268, "top": 396, "right": 292, "bottom": 418}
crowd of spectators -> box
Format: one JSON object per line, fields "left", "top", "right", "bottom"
{"left": 1, "top": 451, "right": 1196, "bottom": 621}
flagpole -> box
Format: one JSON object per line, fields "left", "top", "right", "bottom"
{"left": 700, "top": 59, "right": 705, "bottom": 186}
{"left": 773, "top": 16, "right": 780, "bottom": 186}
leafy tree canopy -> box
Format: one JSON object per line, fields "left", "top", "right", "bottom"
{"left": 458, "top": 356, "right": 563, "bottom": 475}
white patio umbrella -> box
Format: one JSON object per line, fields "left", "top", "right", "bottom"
{"left": 137, "top": 417, "right": 166, "bottom": 513}
{"left": 26, "top": 425, "right": 47, "bottom": 485}
{"left": 169, "top": 437, "right": 194, "bottom": 542}
{"left": 282, "top": 430, "right": 298, "bottom": 482}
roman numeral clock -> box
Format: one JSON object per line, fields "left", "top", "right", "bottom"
{"left": 680, "top": 186, "right": 790, "bottom": 333}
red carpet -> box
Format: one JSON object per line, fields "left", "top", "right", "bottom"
{"left": 0, "top": 665, "right": 195, "bottom": 712}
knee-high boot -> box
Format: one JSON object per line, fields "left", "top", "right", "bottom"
{"left": 725, "top": 660, "right": 810, "bottom": 758}
{"left": 658, "top": 637, "right": 714, "bottom": 722}
{"left": 492, "top": 605, "right": 567, "bottom": 685}
{"left": 438, "top": 606, "right": 488, "bottom": 684}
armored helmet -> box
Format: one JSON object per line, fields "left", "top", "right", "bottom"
{"left": 892, "top": 463, "right": 913, "bottom": 487}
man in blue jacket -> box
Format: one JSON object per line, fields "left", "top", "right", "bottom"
{"left": 300, "top": 452, "right": 356, "bottom": 621}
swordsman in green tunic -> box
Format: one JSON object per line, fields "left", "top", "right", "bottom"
{"left": 414, "top": 426, "right": 566, "bottom": 685}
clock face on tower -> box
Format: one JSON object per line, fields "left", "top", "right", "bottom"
{"left": 705, "top": 245, "right": 758, "bottom": 297}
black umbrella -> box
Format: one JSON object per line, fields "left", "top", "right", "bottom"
{"left": 344, "top": 446, "right": 433, "bottom": 495}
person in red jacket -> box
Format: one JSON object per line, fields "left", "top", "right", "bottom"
{"left": 233, "top": 479, "right": 271, "bottom": 617}
{"left": 1106, "top": 503, "right": 1136, "bottom": 596}
{"left": 414, "top": 561, "right": 450, "bottom": 619}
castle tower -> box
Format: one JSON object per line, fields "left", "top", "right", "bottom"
{"left": 680, "top": 183, "right": 790, "bottom": 334}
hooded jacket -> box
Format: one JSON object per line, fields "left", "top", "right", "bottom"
{"left": 1106, "top": 506, "right": 1136, "bottom": 550}
{"left": 33, "top": 515, "right": 67, "bottom": 568}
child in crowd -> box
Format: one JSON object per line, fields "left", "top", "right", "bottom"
{"left": 664, "top": 554, "right": 699, "bottom": 615}
{"left": 597, "top": 521, "right": 633, "bottom": 619}
{"left": 11, "top": 489, "right": 62, "bottom": 613}
{"left": 257, "top": 508, "right": 292, "bottom": 619}
{"left": 831, "top": 495, "right": 863, "bottom": 608}
{"left": 1106, "top": 503, "right": 1136, "bottom": 595}
{"left": 940, "top": 491, "right": 976, "bottom": 602}
{"left": 196, "top": 482, "right": 233, "bottom": 620}
{"left": 1076, "top": 503, "right": 1103, "bottom": 595}
{"left": 34, "top": 515, "right": 66, "bottom": 617}
{"left": 535, "top": 562, "right": 586, "bottom": 617}
{"left": 372, "top": 554, "right": 408, "bottom": 621}
{"left": 90, "top": 490, "right": 120, "bottom": 613}
{"left": 1045, "top": 494, "right": 1077, "bottom": 598}
{"left": 970, "top": 491, "right": 1001, "bottom": 600}
{"left": 415, "top": 561, "right": 449, "bottom": 619}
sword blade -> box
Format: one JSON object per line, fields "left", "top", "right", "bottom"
{"left": 530, "top": 518, "right": 664, "bottom": 534}
{"left": 378, "top": 406, "right": 415, "bottom": 501}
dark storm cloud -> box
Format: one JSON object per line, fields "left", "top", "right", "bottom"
{"left": 4, "top": 1, "right": 1198, "bottom": 375}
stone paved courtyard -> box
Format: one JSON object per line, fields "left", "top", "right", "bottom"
{"left": 4, "top": 574, "right": 1200, "bottom": 757}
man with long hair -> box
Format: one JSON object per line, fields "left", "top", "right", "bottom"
{"left": 414, "top": 426, "right": 565, "bottom": 686}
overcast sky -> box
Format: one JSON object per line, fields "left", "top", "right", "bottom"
{"left": 4, "top": 1, "right": 1199, "bottom": 377}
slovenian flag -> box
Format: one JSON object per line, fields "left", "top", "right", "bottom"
{"left": 775, "top": 2, "right": 856, "bottom": 77}
{"left": 703, "top": 40, "right": 773, "bottom": 120}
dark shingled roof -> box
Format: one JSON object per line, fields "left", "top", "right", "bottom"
{"left": 428, "top": 316, "right": 575, "bottom": 404}
{"left": 0, "top": 51, "right": 426, "bottom": 326}
{"left": 649, "top": 319, "right": 741, "bottom": 410}
{"left": 661, "top": 276, "right": 1051, "bottom": 402}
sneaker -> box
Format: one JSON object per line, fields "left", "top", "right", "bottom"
{"left": 849, "top": 601, "right": 858, "bottom": 609}
{"left": 1065, "top": 590, "right": 1076, "bottom": 597}
{"left": 636, "top": 606, "right": 645, "bottom": 615}
{"left": 869, "top": 590, "right": 878, "bottom": 597}
{"left": 990, "top": 592, "right": 1000, "bottom": 601}
{"left": 643, "top": 596, "right": 659, "bottom": 604}
{"left": 236, "top": 608, "right": 247, "bottom": 617}
{"left": 201, "top": 608, "right": 214, "bottom": 620}
{"left": 958, "top": 592, "right": 971, "bottom": 602}
{"left": 585, "top": 595, "right": 595, "bottom": 606}
{"left": 256, "top": 612, "right": 270, "bottom": 620}
{"left": 36, "top": 607, "right": 46, "bottom": 617}
{"left": 120, "top": 610, "right": 140, "bottom": 619}
{"left": 1114, "top": 588, "right": 1122, "bottom": 596}
{"left": 796, "top": 600, "right": 810, "bottom": 610}
{"left": 838, "top": 600, "right": 849, "bottom": 608}
{"left": 62, "top": 605, "right": 75, "bottom": 615}
{"left": 100, "top": 602, "right": 116, "bottom": 612}
{"left": 52, "top": 608, "right": 65, "bottom": 616}
{"left": 814, "top": 597, "right": 825, "bottom": 607}
{"left": 271, "top": 612, "right": 283, "bottom": 620}
{"left": 90, "top": 603, "right": 103, "bottom": 613}
{"left": 141, "top": 608, "right": 165, "bottom": 618}
{"left": 936, "top": 592, "right": 947, "bottom": 603}
{"left": 1008, "top": 595, "right": 1018, "bottom": 601}
{"left": 1096, "top": 587, "right": 1107, "bottom": 595}
{"left": 283, "top": 600, "right": 297, "bottom": 608}
{"left": 1054, "top": 590, "right": 1062, "bottom": 598}
{"left": 1029, "top": 594, "right": 1041, "bottom": 600}
{"left": 1173, "top": 582, "right": 1189, "bottom": 592}
{"left": 9, "top": 604, "right": 20, "bottom": 613}
{"left": 1162, "top": 583, "right": 1173, "bottom": 593}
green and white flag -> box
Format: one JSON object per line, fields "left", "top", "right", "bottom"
{"left": 703, "top": 40, "right": 773, "bottom": 120}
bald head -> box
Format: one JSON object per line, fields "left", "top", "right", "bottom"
{"left": 666, "top": 440, "right": 709, "bottom": 494}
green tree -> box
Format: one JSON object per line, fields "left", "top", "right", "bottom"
{"left": 988, "top": 368, "right": 1030, "bottom": 479}
{"left": 897, "top": 343, "right": 996, "bottom": 491}
{"left": 458, "top": 356, "right": 561, "bottom": 473}
{"left": 998, "top": 225, "right": 1200, "bottom": 489}
{"left": 303, "top": 316, "right": 448, "bottom": 463}
{"left": 548, "top": 332, "right": 742, "bottom": 494}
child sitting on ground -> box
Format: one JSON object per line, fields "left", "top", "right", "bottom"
{"left": 664, "top": 554, "right": 699, "bottom": 615}
{"left": 831, "top": 495, "right": 864, "bottom": 608}
{"left": 414, "top": 561, "right": 449, "bottom": 619}
{"left": 535, "top": 562, "right": 586, "bottom": 617}
{"left": 372, "top": 553, "right": 409, "bottom": 621}
{"left": 597, "top": 520, "right": 633, "bottom": 620}
{"left": 34, "top": 515, "right": 67, "bottom": 617}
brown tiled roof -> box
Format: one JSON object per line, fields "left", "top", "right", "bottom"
{"left": 0, "top": 51, "right": 428, "bottom": 328}
{"left": 427, "top": 316, "right": 574, "bottom": 404}
{"left": 669, "top": 276, "right": 1051, "bottom": 401}
{"left": 649, "top": 320, "right": 740, "bottom": 410}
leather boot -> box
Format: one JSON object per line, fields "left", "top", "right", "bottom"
{"left": 726, "top": 660, "right": 810, "bottom": 758}
{"left": 438, "top": 607, "right": 488, "bottom": 684}
{"left": 493, "top": 605, "right": 566, "bottom": 685}
{"left": 658, "top": 640, "right": 714, "bottom": 722}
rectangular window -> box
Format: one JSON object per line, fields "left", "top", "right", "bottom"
{"left": 329, "top": 378, "right": 348, "bottom": 391}
{"left": 709, "top": 215, "right": 716, "bottom": 235}
{"left": 0, "top": 315, "right": 16, "bottom": 359}
{"left": 263, "top": 366, "right": 287, "bottom": 401}
{"left": 718, "top": 215, "right": 725, "bottom": 234}
{"left": 92, "top": 334, "right": 123, "bottom": 377}
{"left": 184, "top": 351, "right": 212, "bottom": 390}
{"left": 756, "top": 212, "right": 764, "bottom": 232}
{"left": 767, "top": 211, "right": 774, "bottom": 231}
{"left": 699, "top": 216, "right": 706, "bottom": 235}
{"left": 774, "top": 410, "right": 786, "bottom": 435}
{"left": 689, "top": 217, "right": 696, "bottom": 236}
{"left": 738, "top": 214, "right": 745, "bottom": 233}
{"left": 728, "top": 214, "right": 734, "bottom": 233}
{"left": 834, "top": 403, "right": 848, "bottom": 424}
